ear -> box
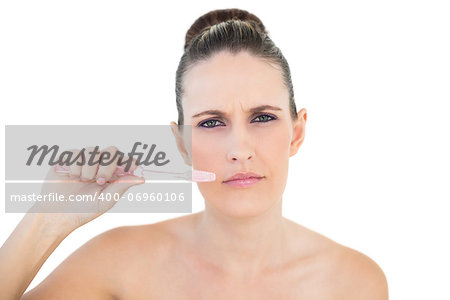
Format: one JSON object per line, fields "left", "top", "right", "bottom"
{"left": 170, "top": 121, "right": 192, "bottom": 166}
{"left": 289, "top": 108, "right": 307, "bottom": 157}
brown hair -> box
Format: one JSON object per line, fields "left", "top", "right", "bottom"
{"left": 175, "top": 8, "right": 297, "bottom": 127}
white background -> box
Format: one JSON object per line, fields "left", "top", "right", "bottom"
{"left": 1, "top": 0, "right": 449, "bottom": 298}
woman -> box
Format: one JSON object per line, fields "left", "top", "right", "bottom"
{"left": 0, "top": 8, "right": 388, "bottom": 299}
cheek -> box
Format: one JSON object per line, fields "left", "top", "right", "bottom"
{"left": 257, "top": 122, "right": 292, "bottom": 164}
{"left": 260, "top": 126, "right": 291, "bottom": 182}
{"left": 262, "top": 128, "right": 290, "bottom": 155}
{"left": 190, "top": 132, "right": 221, "bottom": 171}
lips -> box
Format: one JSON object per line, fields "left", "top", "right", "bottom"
{"left": 223, "top": 172, "right": 264, "bottom": 183}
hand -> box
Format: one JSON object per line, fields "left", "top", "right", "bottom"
{"left": 30, "top": 146, "right": 144, "bottom": 230}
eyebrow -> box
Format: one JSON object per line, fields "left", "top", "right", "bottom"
{"left": 191, "top": 105, "right": 283, "bottom": 119}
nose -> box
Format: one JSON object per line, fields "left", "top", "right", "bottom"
{"left": 226, "top": 127, "right": 255, "bottom": 162}
{"left": 228, "top": 150, "right": 254, "bottom": 162}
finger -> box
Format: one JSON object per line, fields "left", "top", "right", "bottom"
{"left": 68, "top": 149, "right": 83, "bottom": 178}
{"left": 53, "top": 164, "right": 70, "bottom": 177}
{"left": 99, "top": 175, "right": 145, "bottom": 208}
{"left": 96, "top": 146, "right": 121, "bottom": 185}
{"left": 115, "top": 156, "right": 138, "bottom": 176}
{"left": 128, "top": 157, "right": 138, "bottom": 173}
{"left": 116, "top": 155, "right": 137, "bottom": 175}
{"left": 53, "top": 148, "right": 79, "bottom": 177}
{"left": 81, "top": 146, "right": 100, "bottom": 181}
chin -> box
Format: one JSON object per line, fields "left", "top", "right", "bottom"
{"left": 198, "top": 178, "right": 282, "bottom": 218}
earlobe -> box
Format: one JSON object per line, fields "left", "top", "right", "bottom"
{"left": 170, "top": 121, "right": 192, "bottom": 166}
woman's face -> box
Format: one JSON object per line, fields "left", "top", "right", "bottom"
{"left": 171, "top": 50, "right": 306, "bottom": 218}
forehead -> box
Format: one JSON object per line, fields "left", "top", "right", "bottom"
{"left": 182, "top": 51, "right": 288, "bottom": 111}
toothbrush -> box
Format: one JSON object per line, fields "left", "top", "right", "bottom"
{"left": 54, "top": 165, "right": 216, "bottom": 182}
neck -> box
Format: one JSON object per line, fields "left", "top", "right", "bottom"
{"left": 194, "top": 198, "right": 288, "bottom": 278}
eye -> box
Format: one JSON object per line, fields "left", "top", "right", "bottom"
{"left": 198, "top": 119, "right": 225, "bottom": 128}
{"left": 251, "top": 114, "right": 277, "bottom": 123}
{"left": 197, "top": 113, "right": 277, "bottom": 129}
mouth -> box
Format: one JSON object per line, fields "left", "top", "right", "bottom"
{"left": 223, "top": 172, "right": 265, "bottom": 188}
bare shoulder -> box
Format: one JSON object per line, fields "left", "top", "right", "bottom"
{"left": 22, "top": 219, "right": 176, "bottom": 300}
{"left": 285, "top": 219, "right": 388, "bottom": 299}
{"left": 327, "top": 245, "right": 389, "bottom": 299}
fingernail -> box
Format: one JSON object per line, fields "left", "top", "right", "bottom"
{"left": 54, "top": 164, "right": 69, "bottom": 172}
{"left": 97, "top": 177, "right": 106, "bottom": 185}
{"left": 114, "top": 170, "right": 127, "bottom": 176}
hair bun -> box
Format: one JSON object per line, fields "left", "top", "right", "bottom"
{"left": 184, "top": 8, "right": 267, "bottom": 50}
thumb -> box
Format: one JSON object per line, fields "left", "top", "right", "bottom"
{"left": 101, "top": 175, "right": 145, "bottom": 199}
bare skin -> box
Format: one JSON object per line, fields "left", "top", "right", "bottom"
{"left": 20, "top": 211, "right": 388, "bottom": 299}
{"left": 1, "top": 51, "right": 388, "bottom": 299}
